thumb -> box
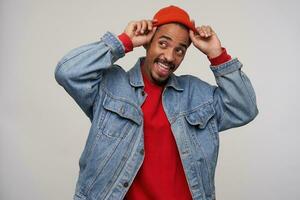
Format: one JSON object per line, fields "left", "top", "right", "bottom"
{"left": 189, "top": 30, "right": 197, "bottom": 43}
{"left": 145, "top": 26, "right": 157, "bottom": 43}
{"left": 148, "top": 26, "right": 157, "bottom": 38}
{"left": 143, "top": 27, "right": 157, "bottom": 49}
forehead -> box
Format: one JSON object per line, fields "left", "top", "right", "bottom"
{"left": 153, "top": 23, "right": 190, "bottom": 46}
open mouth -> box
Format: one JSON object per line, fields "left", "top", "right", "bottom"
{"left": 157, "top": 62, "right": 170, "bottom": 74}
{"left": 154, "top": 60, "right": 174, "bottom": 77}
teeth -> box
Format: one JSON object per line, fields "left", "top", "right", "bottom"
{"left": 158, "top": 62, "right": 169, "bottom": 70}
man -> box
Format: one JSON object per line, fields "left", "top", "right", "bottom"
{"left": 55, "top": 5, "right": 258, "bottom": 200}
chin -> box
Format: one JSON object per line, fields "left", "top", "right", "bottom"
{"left": 152, "top": 75, "right": 169, "bottom": 85}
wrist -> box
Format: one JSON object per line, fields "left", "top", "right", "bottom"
{"left": 208, "top": 47, "right": 232, "bottom": 66}
{"left": 118, "top": 32, "right": 133, "bottom": 53}
{"left": 206, "top": 47, "right": 223, "bottom": 59}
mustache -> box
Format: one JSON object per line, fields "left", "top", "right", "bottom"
{"left": 154, "top": 58, "right": 175, "bottom": 70}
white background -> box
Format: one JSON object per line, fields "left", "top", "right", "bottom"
{"left": 1, "top": 0, "right": 299, "bottom": 199}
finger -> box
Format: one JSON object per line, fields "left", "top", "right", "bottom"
{"left": 148, "top": 26, "right": 157, "bottom": 37}
{"left": 206, "top": 25, "right": 215, "bottom": 36}
{"left": 135, "top": 22, "right": 142, "bottom": 35}
{"left": 203, "top": 25, "right": 215, "bottom": 37}
{"left": 197, "top": 27, "right": 206, "bottom": 37}
{"left": 145, "top": 26, "right": 157, "bottom": 43}
{"left": 127, "top": 21, "right": 135, "bottom": 31}
{"left": 199, "top": 25, "right": 211, "bottom": 38}
{"left": 204, "top": 25, "right": 213, "bottom": 37}
{"left": 140, "top": 20, "right": 147, "bottom": 34}
{"left": 147, "top": 20, "right": 153, "bottom": 31}
{"left": 197, "top": 26, "right": 204, "bottom": 36}
{"left": 203, "top": 25, "right": 211, "bottom": 37}
{"left": 152, "top": 18, "right": 158, "bottom": 26}
{"left": 125, "top": 21, "right": 137, "bottom": 37}
{"left": 189, "top": 30, "right": 195, "bottom": 40}
{"left": 189, "top": 30, "right": 198, "bottom": 43}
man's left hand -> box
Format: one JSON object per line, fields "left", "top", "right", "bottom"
{"left": 189, "top": 25, "right": 223, "bottom": 59}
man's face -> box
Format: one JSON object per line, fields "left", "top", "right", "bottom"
{"left": 143, "top": 23, "right": 190, "bottom": 85}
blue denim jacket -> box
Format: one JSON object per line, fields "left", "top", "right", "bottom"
{"left": 55, "top": 32, "right": 258, "bottom": 200}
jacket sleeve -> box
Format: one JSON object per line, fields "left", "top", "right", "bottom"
{"left": 55, "top": 32, "right": 125, "bottom": 120}
{"left": 211, "top": 58, "right": 258, "bottom": 132}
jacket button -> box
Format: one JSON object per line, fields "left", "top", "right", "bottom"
{"left": 141, "top": 91, "right": 145, "bottom": 96}
{"left": 123, "top": 182, "right": 129, "bottom": 188}
{"left": 140, "top": 149, "right": 144, "bottom": 155}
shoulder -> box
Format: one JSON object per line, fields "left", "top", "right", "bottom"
{"left": 177, "top": 74, "right": 215, "bottom": 91}
{"left": 102, "top": 64, "right": 129, "bottom": 82}
{"left": 101, "top": 64, "right": 130, "bottom": 84}
{"left": 175, "top": 74, "right": 216, "bottom": 105}
{"left": 100, "top": 65, "right": 135, "bottom": 98}
{"left": 105, "top": 64, "right": 127, "bottom": 76}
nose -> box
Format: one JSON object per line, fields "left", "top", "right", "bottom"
{"left": 164, "top": 49, "right": 175, "bottom": 62}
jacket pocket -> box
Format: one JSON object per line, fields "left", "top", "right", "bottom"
{"left": 100, "top": 95, "right": 141, "bottom": 139}
{"left": 185, "top": 102, "right": 215, "bottom": 129}
{"left": 184, "top": 102, "right": 219, "bottom": 148}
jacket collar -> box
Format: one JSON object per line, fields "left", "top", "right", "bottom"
{"left": 128, "top": 57, "right": 184, "bottom": 91}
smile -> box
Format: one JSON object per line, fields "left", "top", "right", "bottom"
{"left": 158, "top": 62, "right": 170, "bottom": 70}
{"left": 156, "top": 61, "right": 172, "bottom": 76}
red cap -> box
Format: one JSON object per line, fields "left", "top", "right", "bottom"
{"left": 153, "top": 5, "right": 197, "bottom": 33}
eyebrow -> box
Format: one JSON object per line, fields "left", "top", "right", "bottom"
{"left": 159, "top": 35, "right": 188, "bottom": 49}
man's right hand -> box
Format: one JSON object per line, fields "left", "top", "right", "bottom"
{"left": 124, "top": 20, "right": 157, "bottom": 48}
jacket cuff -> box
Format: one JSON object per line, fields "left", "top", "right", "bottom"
{"left": 118, "top": 33, "right": 133, "bottom": 53}
{"left": 208, "top": 47, "right": 232, "bottom": 66}
{"left": 210, "top": 58, "right": 242, "bottom": 77}
{"left": 101, "top": 32, "right": 125, "bottom": 58}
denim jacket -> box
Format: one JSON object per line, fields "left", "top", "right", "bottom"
{"left": 55, "top": 32, "right": 258, "bottom": 200}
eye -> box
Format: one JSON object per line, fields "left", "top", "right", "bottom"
{"left": 159, "top": 41, "right": 168, "bottom": 48}
{"left": 175, "top": 48, "right": 185, "bottom": 56}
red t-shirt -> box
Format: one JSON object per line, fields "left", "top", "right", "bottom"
{"left": 125, "top": 69, "right": 193, "bottom": 200}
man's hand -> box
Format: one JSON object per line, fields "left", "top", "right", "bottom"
{"left": 124, "top": 20, "right": 157, "bottom": 48}
{"left": 189, "top": 25, "right": 222, "bottom": 59}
